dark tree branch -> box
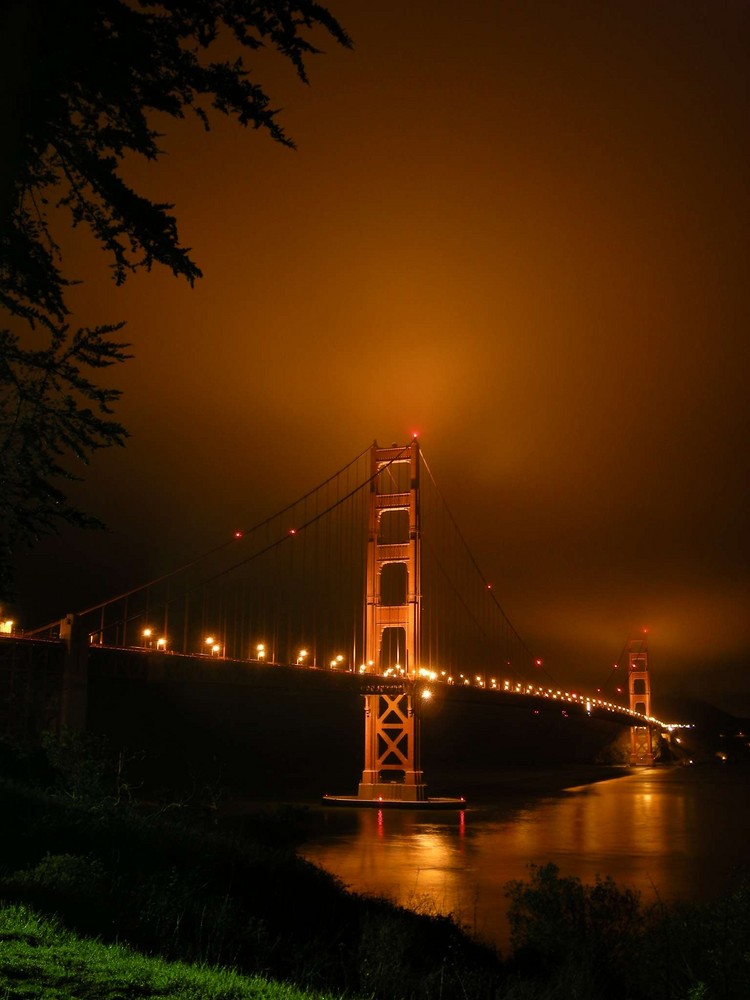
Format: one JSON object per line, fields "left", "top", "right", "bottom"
{"left": 0, "top": 0, "right": 351, "bottom": 598}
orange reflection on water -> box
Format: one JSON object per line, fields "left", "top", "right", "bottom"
{"left": 306, "top": 808, "right": 473, "bottom": 923}
{"left": 301, "top": 767, "right": 750, "bottom": 951}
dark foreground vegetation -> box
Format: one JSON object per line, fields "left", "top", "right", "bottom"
{"left": 0, "top": 734, "right": 748, "bottom": 1000}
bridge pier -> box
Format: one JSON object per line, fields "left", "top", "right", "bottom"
{"left": 629, "top": 724, "right": 655, "bottom": 765}
{"left": 357, "top": 689, "right": 427, "bottom": 801}
{"left": 59, "top": 613, "right": 88, "bottom": 732}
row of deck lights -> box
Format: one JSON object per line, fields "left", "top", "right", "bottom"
{"left": 133, "top": 630, "right": 663, "bottom": 725}
{"left": 358, "top": 661, "right": 672, "bottom": 729}
{"left": 133, "top": 630, "right": 674, "bottom": 727}
{"left": 138, "top": 631, "right": 345, "bottom": 670}
{"left": 425, "top": 672, "right": 673, "bottom": 728}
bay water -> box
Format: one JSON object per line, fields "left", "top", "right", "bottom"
{"left": 299, "top": 763, "right": 750, "bottom": 951}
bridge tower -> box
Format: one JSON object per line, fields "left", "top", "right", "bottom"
{"left": 358, "top": 439, "right": 427, "bottom": 801}
{"left": 628, "top": 639, "right": 655, "bottom": 764}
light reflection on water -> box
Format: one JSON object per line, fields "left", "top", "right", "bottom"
{"left": 300, "top": 766, "right": 750, "bottom": 951}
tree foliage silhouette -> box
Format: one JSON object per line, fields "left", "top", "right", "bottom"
{"left": 0, "top": 0, "right": 351, "bottom": 599}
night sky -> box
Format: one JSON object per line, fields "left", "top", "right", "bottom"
{"left": 11, "top": 1, "right": 750, "bottom": 713}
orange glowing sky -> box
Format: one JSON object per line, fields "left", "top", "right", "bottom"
{"left": 12, "top": 1, "right": 750, "bottom": 710}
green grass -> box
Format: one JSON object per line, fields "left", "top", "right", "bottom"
{"left": 0, "top": 903, "right": 346, "bottom": 1000}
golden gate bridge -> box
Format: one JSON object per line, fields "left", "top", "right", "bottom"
{"left": 10, "top": 439, "right": 669, "bottom": 803}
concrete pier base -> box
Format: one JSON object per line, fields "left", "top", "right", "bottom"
{"left": 357, "top": 780, "right": 428, "bottom": 801}
{"left": 323, "top": 794, "right": 466, "bottom": 809}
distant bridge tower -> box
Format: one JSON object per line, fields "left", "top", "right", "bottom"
{"left": 358, "top": 439, "right": 427, "bottom": 801}
{"left": 628, "top": 638, "right": 655, "bottom": 764}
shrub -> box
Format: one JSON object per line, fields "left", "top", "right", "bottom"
{"left": 505, "top": 863, "right": 642, "bottom": 996}
{"left": 10, "top": 852, "right": 106, "bottom": 893}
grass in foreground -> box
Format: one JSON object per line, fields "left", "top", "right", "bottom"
{"left": 0, "top": 903, "right": 346, "bottom": 1000}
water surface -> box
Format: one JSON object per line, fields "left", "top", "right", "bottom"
{"left": 300, "top": 764, "right": 750, "bottom": 950}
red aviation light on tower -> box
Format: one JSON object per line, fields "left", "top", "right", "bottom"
{"left": 534, "top": 658, "right": 543, "bottom": 667}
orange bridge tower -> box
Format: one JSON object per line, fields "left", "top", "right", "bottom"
{"left": 358, "top": 439, "right": 427, "bottom": 801}
{"left": 324, "top": 438, "right": 464, "bottom": 807}
{"left": 628, "top": 638, "right": 655, "bottom": 764}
